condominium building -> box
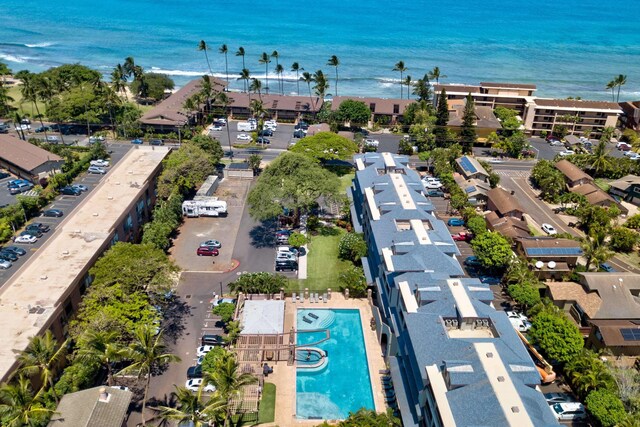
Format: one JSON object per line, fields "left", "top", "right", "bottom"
{"left": 348, "top": 152, "right": 558, "bottom": 427}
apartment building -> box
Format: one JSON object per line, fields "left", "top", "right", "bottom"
{"left": 435, "top": 82, "right": 536, "bottom": 116}
{"left": 349, "top": 152, "right": 558, "bottom": 427}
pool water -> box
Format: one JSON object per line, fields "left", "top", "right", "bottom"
{"left": 296, "top": 309, "right": 374, "bottom": 420}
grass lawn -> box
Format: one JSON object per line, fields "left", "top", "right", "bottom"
{"left": 288, "top": 226, "right": 352, "bottom": 293}
{"left": 8, "top": 85, "right": 46, "bottom": 118}
{"left": 257, "top": 382, "right": 276, "bottom": 424}
{"left": 595, "top": 178, "right": 611, "bottom": 192}
{"left": 339, "top": 172, "right": 355, "bottom": 194}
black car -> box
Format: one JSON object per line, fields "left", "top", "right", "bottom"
{"left": 150, "top": 139, "right": 164, "bottom": 146}
{"left": 258, "top": 129, "right": 273, "bottom": 137}
{"left": 60, "top": 186, "right": 81, "bottom": 196}
{"left": 3, "top": 246, "right": 26, "bottom": 256}
{"left": 0, "top": 171, "right": 9, "bottom": 179}
{"left": 34, "top": 125, "right": 53, "bottom": 133}
{"left": 256, "top": 137, "right": 270, "bottom": 144}
{"left": 186, "top": 365, "right": 202, "bottom": 379}
{"left": 43, "top": 209, "right": 63, "bottom": 217}
{"left": 20, "top": 229, "right": 42, "bottom": 238}
{"left": 0, "top": 250, "right": 18, "bottom": 261}
{"left": 202, "top": 334, "right": 225, "bottom": 346}
{"left": 293, "top": 130, "right": 306, "bottom": 138}
{"left": 276, "top": 260, "right": 298, "bottom": 272}
{"left": 28, "top": 222, "right": 50, "bottom": 232}
{"left": 427, "top": 189, "right": 445, "bottom": 197}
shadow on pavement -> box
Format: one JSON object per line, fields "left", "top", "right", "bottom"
{"left": 250, "top": 219, "right": 277, "bottom": 248}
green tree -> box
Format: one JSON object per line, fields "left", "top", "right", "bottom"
{"left": 17, "top": 330, "right": 68, "bottom": 404}
{"left": 530, "top": 160, "right": 567, "bottom": 203}
{"left": 258, "top": 52, "right": 271, "bottom": 94}
{"left": 507, "top": 282, "right": 541, "bottom": 309}
{"left": 156, "top": 385, "right": 227, "bottom": 427}
{"left": 338, "top": 232, "right": 367, "bottom": 262}
{"left": 412, "top": 74, "right": 432, "bottom": 102}
{"left": 130, "top": 73, "right": 174, "bottom": 101}
{"left": 228, "top": 272, "right": 287, "bottom": 295}
{"left": 289, "top": 132, "right": 359, "bottom": 163}
{"left": 590, "top": 140, "right": 612, "bottom": 176}
{"left": 219, "top": 44, "right": 229, "bottom": 85}
{"left": 393, "top": 61, "right": 407, "bottom": 99}
{"left": 334, "top": 99, "right": 371, "bottom": 127}
{"left": 200, "top": 346, "right": 228, "bottom": 375}
{"left": 119, "top": 325, "right": 180, "bottom": 426}
{"left": 288, "top": 232, "right": 307, "bottom": 247}
{"left": 0, "top": 376, "right": 54, "bottom": 427}
{"left": 459, "top": 94, "right": 477, "bottom": 153}
{"left": 327, "top": 55, "right": 340, "bottom": 97}
{"left": 466, "top": 215, "right": 487, "bottom": 237}
{"left": 624, "top": 214, "right": 640, "bottom": 230}
{"left": 312, "top": 70, "right": 330, "bottom": 100}
{"left": 316, "top": 408, "right": 401, "bottom": 427}
{"left": 434, "top": 89, "right": 449, "bottom": 146}
{"left": 338, "top": 265, "right": 367, "bottom": 297}
{"left": 609, "top": 226, "right": 639, "bottom": 252}
{"left": 74, "top": 330, "right": 123, "bottom": 386}
{"left": 157, "top": 143, "right": 216, "bottom": 198}
{"left": 206, "top": 354, "right": 257, "bottom": 425}
{"left": 581, "top": 235, "right": 614, "bottom": 271}
{"left": 213, "top": 303, "right": 236, "bottom": 324}
{"left": 291, "top": 62, "right": 303, "bottom": 95}
{"left": 614, "top": 74, "right": 628, "bottom": 102}
{"left": 247, "top": 154, "right": 262, "bottom": 174}
{"left": 470, "top": 231, "right": 512, "bottom": 269}
{"left": 576, "top": 204, "right": 619, "bottom": 237}
{"left": 529, "top": 310, "right": 583, "bottom": 363}
{"left": 198, "top": 40, "right": 213, "bottom": 75}
{"left": 585, "top": 389, "right": 627, "bottom": 427}
{"left": 247, "top": 153, "right": 341, "bottom": 225}
{"left": 190, "top": 134, "right": 224, "bottom": 161}
{"left": 428, "top": 66, "right": 446, "bottom": 85}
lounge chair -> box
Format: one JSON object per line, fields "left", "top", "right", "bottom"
{"left": 315, "top": 292, "right": 320, "bottom": 302}
{"left": 303, "top": 316, "right": 312, "bottom": 324}
{"left": 308, "top": 312, "right": 319, "bottom": 320}
{"left": 379, "top": 369, "right": 390, "bottom": 375}
{"left": 310, "top": 294, "right": 315, "bottom": 303}
{"left": 323, "top": 293, "right": 328, "bottom": 303}
{"left": 292, "top": 292, "right": 297, "bottom": 303}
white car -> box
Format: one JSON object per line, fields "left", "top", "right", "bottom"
{"left": 196, "top": 345, "right": 215, "bottom": 357}
{"left": 541, "top": 223, "right": 557, "bottom": 235}
{"left": 0, "top": 259, "right": 12, "bottom": 270}
{"left": 558, "top": 150, "right": 575, "bottom": 157}
{"left": 505, "top": 311, "right": 528, "bottom": 322}
{"left": 216, "top": 118, "right": 227, "bottom": 124}
{"left": 200, "top": 240, "right": 222, "bottom": 248}
{"left": 549, "top": 402, "right": 587, "bottom": 421}
{"left": 110, "top": 385, "right": 130, "bottom": 392}
{"left": 488, "top": 158, "right": 504, "bottom": 164}
{"left": 185, "top": 378, "right": 216, "bottom": 393}
{"left": 544, "top": 393, "right": 576, "bottom": 404}
{"left": 87, "top": 166, "right": 106, "bottom": 174}
{"left": 15, "top": 235, "right": 37, "bottom": 244}
{"left": 90, "top": 159, "right": 110, "bottom": 167}
{"left": 364, "top": 138, "right": 379, "bottom": 147}
{"left": 16, "top": 124, "right": 31, "bottom": 131}
{"left": 423, "top": 180, "right": 443, "bottom": 189}
{"left": 508, "top": 317, "right": 532, "bottom": 332}
{"left": 209, "top": 125, "right": 222, "bottom": 131}
{"left": 236, "top": 133, "right": 252, "bottom": 141}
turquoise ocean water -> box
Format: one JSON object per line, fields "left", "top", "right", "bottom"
{"left": 1, "top": 0, "right": 639, "bottom": 100}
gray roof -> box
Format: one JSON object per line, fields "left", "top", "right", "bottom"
{"left": 48, "top": 387, "right": 132, "bottom": 427}
{"left": 609, "top": 175, "right": 640, "bottom": 192}
{"left": 579, "top": 273, "right": 640, "bottom": 319}
{"left": 0, "top": 134, "right": 64, "bottom": 172}
{"left": 240, "top": 300, "right": 285, "bottom": 334}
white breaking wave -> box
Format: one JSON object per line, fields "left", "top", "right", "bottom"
{"left": 25, "top": 42, "right": 55, "bottom": 48}
{"left": 375, "top": 76, "right": 401, "bottom": 84}
{"left": 0, "top": 53, "right": 30, "bottom": 63}
{"left": 150, "top": 67, "right": 206, "bottom": 77}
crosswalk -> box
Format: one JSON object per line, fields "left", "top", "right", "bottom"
{"left": 494, "top": 170, "right": 531, "bottom": 178}
{"left": 20, "top": 190, "right": 39, "bottom": 197}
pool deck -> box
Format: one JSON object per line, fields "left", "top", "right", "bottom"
{"left": 266, "top": 294, "right": 387, "bottom": 427}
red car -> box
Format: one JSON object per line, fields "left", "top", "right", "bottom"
{"left": 451, "top": 232, "right": 474, "bottom": 242}
{"left": 197, "top": 246, "right": 219, "bottom": 256}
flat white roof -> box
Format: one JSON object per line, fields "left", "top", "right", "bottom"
{"left": 382, "top": 152, "right": 396, "bottom": 168}
{"left": 390, "top": 173, "right": 416, "bottom": 210}
{"left": 399, "top": 281, "right": 418, "bottom": 313}
{"left": 447, "top": 279, "right": 477, "bottom": 318}
{"left": 425, "top": 365, "right": 456, "bottom": 427}
{"left": 0, "top": 146, "right": 170, "bottom": 381}
{"left": 382, "top": 247, "right": 395, "bottom": 272}
{"left": 410, "top": 219, "right": 431, "bottom": 245}
{"left": 240, "top": 300, "right": 285, "bottom": 335}
{"left": 364, "top": 187, "right": 381, "bottom": 221}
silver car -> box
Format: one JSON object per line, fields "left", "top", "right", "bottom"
{"left": 0, "top": 259, "right": 12, "bottom": 269}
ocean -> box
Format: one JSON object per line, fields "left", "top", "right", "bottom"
{"left": 1, "top": 0, "right": 639, "bottom": 101}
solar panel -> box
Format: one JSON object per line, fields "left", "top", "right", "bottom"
{"left": 620, "top": 328, "right": 640, "bottom": 341}
{"left": 465, "top": 186, "right": 476, "bottom": 194}
{"left": 525, "top": 247, "right": 582, "bottom": 256}
{"left": 460, "top": 157, "right": 477, "bottom": 174}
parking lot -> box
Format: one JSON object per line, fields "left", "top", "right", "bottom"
{"left": 208, "top": 120, "right": 295, "bottom": 153}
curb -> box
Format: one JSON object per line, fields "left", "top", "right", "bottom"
{"left": 224, "top": 259, "right": 241, "bottom": 273}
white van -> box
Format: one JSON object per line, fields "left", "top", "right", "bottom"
{"left": 237, "top": 122, "right": 256, "bottom": 131}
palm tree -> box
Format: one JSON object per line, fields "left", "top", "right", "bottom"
{"left": 0, "top": 376, "right": 55, "bottom": 427}
{"left": 206, "top": 354, "right": 257, "bottom": 425}
{"left": 156, "top": 385, "right": 227, "bottom": 427}
{"left": 327, "top": 55, "right": 340, "bottom": 97}
{"left": 301, "top": 71, "right": 314, "bottom": 111}
{"left": 0, "top": 80, "right": 15, "bottom": 118}
{"left": 274, "top": 64, "right": 284, "bottom": 94}
{"left": 291, "top": 62, "right": 303, "bottom": 95}
{"left": 393, "top": 61, "right": 407, "bottom": 99}
{"left": 20, "top": 73, "right": 49, "bottom": 142}
{"left": 605, "top": 79, "right": 616, "bottom": 102}
{"left": 110, "top": 63, "right": 128, "bottom": 98}
{"left": 412, "top": 74, "right": 432, "bottom": 102}
{"left": 75, "top": 330, "right": 123, "bottom": 386}
{"left": 219, "top": 44, "right": 229, "bottom": 86}
{"left": 118, "top": 325, "right": 180, "bottom": 426}
{"left": 123, "top": 56, "right": 136, "bottom": 81}
{"left": 271, "top": 50, "right": 280, "bottom": 92}
{"left": 312, "top": 70, "right": 329, "bottom": 98}
{"left": 198, "top": 40, "right": 213, "bottom": 76}
{"left": 235, "top": 47, "right": 246, "bottom": 90}
{"left": 238, "top": 68, "right": 251, "bottom": 94}
{"left": 615, "top": 74, "right": 627, "bottom": 102}
{"left": 258, "top": 52, "right": 271, "bottom": 94}
{"left": 428, "top": 66, "right": 447, "bottom": 85}
{"left": 404, "top": 75, "right": 412, "bottom": 99}
{"left": 17, "top": 330, "right": 68, "bottom": 404}
{"left": 215, "top": 91, "right": 234, "bottom": 156}
{"left": 590, "top": 140, "right": 611, "bottom": 176}
{"left": 581, "top": 235, "right": 613, "bottom": 271}
{"left": 249, "top": 78, "right": 263, "bottom": 102}
{"left": 37, "top": 76, "right": 65, "bottom": 144}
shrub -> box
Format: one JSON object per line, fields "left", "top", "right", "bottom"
{"left": 213, "top": 302, "right": 236, "bottom": 324}
{"left": 529, "top": 310, "right": 583, "bottom": 363}
{"left": 609, "top": 226, "right": 639, "bottom": 252}
{"left": 338, "top": 232, "right": 367, "bottom": 263}
{"left": 466, "top": 215, "right": 487, "bottom": 237}
{"left": 338, "top": 265, "right": 367, "bottom": 297}
{"left": 288, "top": 232, "right": 307, "bottom": 248}
{"left": 585, "top": 389, "right": 627, "bottom": 427}
{"left": 307, "top": 215, "right": 320, "bottom": 233}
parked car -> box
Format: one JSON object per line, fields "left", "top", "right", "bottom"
{"left": 276, "top": 229, "right": 292, "bottom": 241}
{"left": 21, "top": 229, "right": 42, "bottom": 238}
{"left": 150, "top": 139, "right": 164, "bottom": 146}
{"left": 550, "top": 140, "right": 564, "bottom": 146}
{"left": 9, "top": 182, "right": 33, "bottom": 194}
{"left": 208, "top": 125, "right": 223, "bottom": 132}
{"left": 276, "top": 252, "right": 297, "bottom": 262}
{"left": 0, "top": 250, "right": 18, "bottom": 261}
{"left": 364, "top": 138, "right": 379, "bottom": 147}
{"left": 558, "top": 150, "right": 575, "bottom": 157}
{"left": 256, "top": 137, "right": 270, "bottom": 144}
{"left": 463, "top": 256, "right": 482, "bottom": 268}
{"left": 426, "top": 189, "right": 445, "bottom": 197}
{"left": 60, "top": 186, "right": 81, "bottom": 196}
{"left": 599, "top": 263, "right": 615, "bottom": 272}
{"left": 72, "top": 184, "right": 89, "bottom": 192}
{"left": 88, "top": 136, "right": 105, "bottom": 144}
{"left": 45, "top": 135, "right": 60, "bottom": 143}
{"left": 259, "top": 129, "right": 273, "bottom": 137}
{"left": 196, "top": 246, "right": 219, "bottom": 256}
{"left": 184, "top": 378, "right": 215, "bottom": 393}
{"left": 480, "top": 276, "right": 501, "bottom": 285}
{"left": 546, "top": 135, "right": 561, "bottom": 143}
{"left": 236, "top": 133, "right": 252, "bottom": 141}
{"left": 211, "top": 297, "right": 236, "bottom": 308}
{"left": 276, "top": 260, "right": 298, "bottom": 271}
{"left": 3, "top": 246, "right": 26, "bottom": 256}
{"left": 541, "top": 223, "right": 557, "bottom": 235}
{"left": 451, "top": 232, "right": 473, "bottom": 242}
{"left": 27, "top": 222, "right": 50, "bottom": 232}
{"left": 87, "top": 166, "right": 106, "bottom": 174}
{"left": 7, "top": 179, "right": 30, "bottom": 188}
{"left": 549, "top": 402, "right": 587, "bottom": 421}
{"left": 90, "top": 159, "right": 110, "bottom": 167}
{"left": 0, "top": 171, "right": 9, "bottom": 179}
{"left": 505, "top": 311, "right": 528, "bottom": 322}
{"left": 201, "top": 334, "right": 225, "bottom": 346}
{"left": 42, "top": 209, "right": 63, "bottom": 217}
{"left": 617, "top": 142, "right": 632, "bottom": 151}
{"left": 624, "top": 151, "right": 639, "bottom": 158}
{"left": 447, "top": 218, "right": 465, "bottom": 227}
{"left": 0, "top": 259, "right": 11, "bottom": 270}
{"left": 131, "top": 138, "right": 143, "bottom": 144}
{"left": 14, "top": 235, "right": 37, "bottom": 244}
{"left": 509, "top": 317, "right": 532, "bottom": 332}
{"left": 293, "top": 130, "right": 306, "bottom": 138}
{"left": 544, "top": 393, "right": 577, "bottom": 404}
{"left": 423, "top": 181, "right": 443, "bottom": 189}
{"left": 186, "top": 365, "right": 203, "bottom": 379}
{"left": 196, "top": 345, "right": 215, "bottom": 357}
{"left": 200, "top": 240, "right": 222, "bottom": 249}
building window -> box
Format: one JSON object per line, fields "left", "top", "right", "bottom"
{"left": 393, "top": 104, "right": 400, "bottom": 114}
{"left": 369, "top": 103, "right": 376, "bottom": 112}
{"left": 124, "top": 213, "right": 133, "bottom": 234}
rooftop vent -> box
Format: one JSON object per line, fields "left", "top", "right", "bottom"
{"left": 486, "top": 352, "right": 494, "bottom": 358}
{"left": 511, "top": 406, "right": 520, "bottom": 413}
{"left": 497, "top": 376, "right": 505, "bottom": 382}
{"left": 98, "top": 387, "right": 110, "bottom": 403}
{"left": 108, "top": 196, "right": 113, "bottom": 200}
{"left": 40, "top": 275, "right": 47, "bottom": 281}
{"left": 62, "top": 250, "right": 69, "bottom": 255}
{"left": 93, "top": 213, "right": 99, "bottom": 217}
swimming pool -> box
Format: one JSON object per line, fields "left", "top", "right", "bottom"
{"left": 296, "top": 309, "right": 374, "bottom": 420}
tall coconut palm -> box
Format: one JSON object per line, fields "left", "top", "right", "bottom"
{"left": 215, "top": 91, "right": 234, "bottom": 156}
{"left": 312, "top": 70, "right": 329, "bottom": 99}
{"left": 0, "top": 376, "right": 55, "bottom": 427}
{"left": 235, "top": 47, "right": 246, "bottom": 90}
{"left": 0, "top": 80, "right": 15, "bottom": 118}
{"left": 17, "top": 330, "right": 68, "bottom": 404}
{"left": 301, "top": 71, "right": 314, "bottom": 110}
{"left": 581, "top": 235, "right": 613, "bottom": 271}
{"left": 156, "top": 385, "right": 227, "bottom": 427}
{"left": 412, "top": 74, "right": 432, "bottom": 102}
{"left": 428, "top": 66, "right": 447, "bottom": 85}
{"left": 271, "top": 51, "right": 280, "bottom": 92}
{"left": 605, "top": 79, "right": 616, "bottom": 102}
{"left": 219, "top": 44, "right": 229, "bottom": 86}
{"left": 393, "top": 61, "right": 407, "bottom": 99}
{"left": 75, "top": 330, "right": 123, "bottom": 386}
{"left": 198, "top": 40, "right": 213, "bottom": 76}
{"left": 327, "top": 55, "right": 340, "bottom": 97}
{"left": 249, "top": 78, "right": 263, "bottom": 102}
{"left": 615, "top": 74, "right": 627, "bottom": 102}
{"left": 118, "top": 325, "right": 180, "bottom": 426}
{"left": 206, "top": 354, "right": 257, "bottom": 425}
{"left": 590, "top": 140, "right": 611, "bottom": 176}
{"left": 37, "top": 76, "right": 65, "bottom": 144}
{"left": 274, "top": 64, "right": 284, "bottom": 94}
{"left": 13, "top": 112, "right": 26, "bottom": 140}
{"left": 404, "top": 75, "right": 412, "bottom": 99}
{"left": 238, "top": 68, "right": 251, "bottom": 94}
{"left": 258, "top": 52, "right": 271, "bottom": 94}
{"left": 20, "top": 73, "right": 49, "bottom": 142}
{"left": 101, "top": 84, "right": 122, "bottom": 138}
{"left": 123, "top": 56, "right": 136, "bottom": 81}
{"left": 291, "top": 62, "right": 303, "bottom": 95}
{"left": 110, "top": 63, "right": 128, "bottom": 98}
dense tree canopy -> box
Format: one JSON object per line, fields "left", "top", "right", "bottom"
{"left": 289, "top": 132, "right": 359, "bottom": 163}
{"left": 334, "top": 99, "right": 371, "bottom": 126}
{"left": 529, "top": 308, "right": 583, "bottom": 363}
{"left": 316, "top": 409, "right": 400, "bottom": 427}
{"left": 247, "top": 152, "right": 341, "bottom": 222}
{"left": 530, "top": 160, "right": 566, "bottom": 203}
{"left": 130, "top": 72, "right": 174, "bottom": 101}
{"left": 470, "top": 231, "right": 512, "bottom": 269}
{"left": 585, "top": 389, "right": 627, "bottom": 427}
{"left": 157, "top": 143, "right": 218, "bottom": 198}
